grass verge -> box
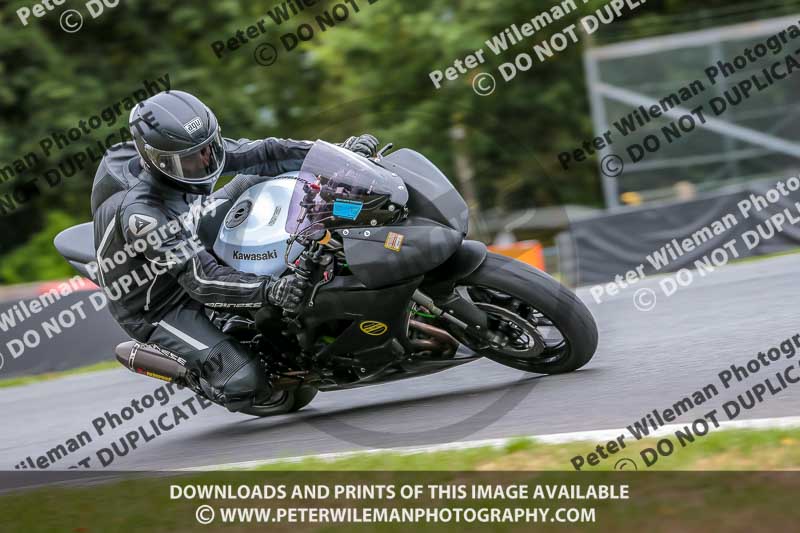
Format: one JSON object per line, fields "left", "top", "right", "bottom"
{"left": 248, "top": 426, "right": 800, "bottom": 471}
{"left": 3, "top": 427, "right": 800, "bottom": 532}
{"left": 729, "top": 246, "right": 800, "bottom": 265}
{"left": 0, "top": 360, "right": 118, "bottom": 389}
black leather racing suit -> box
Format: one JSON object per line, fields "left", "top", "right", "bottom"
{"left": 91, "top": 137, "right": 313, "bottom": 411}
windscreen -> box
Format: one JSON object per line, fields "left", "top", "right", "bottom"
{"left": 285, "top": 141, "right": 408, "bottom": 235}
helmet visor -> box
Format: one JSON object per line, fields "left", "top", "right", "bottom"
{"left": 145, "top": 129, "right": 225, "bottom": 183}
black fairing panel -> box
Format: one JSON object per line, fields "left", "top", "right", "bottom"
{"left": 307, "top": 275, "right": 422, "bottom": 366}
{"left": 380, "top": 149, "right": 469, "bottom": 234}
{"left": 424, "top": 240, "right": 488, "bottom": 283}
{"left": 342, "top": 217, "right": 463, "bottom": 289}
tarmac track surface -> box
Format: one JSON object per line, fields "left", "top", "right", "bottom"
{"left": 2, "top": 254, "right": 800, "bottom": 471}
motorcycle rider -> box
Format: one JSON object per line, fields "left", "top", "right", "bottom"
{"left": 92, "top": 90, "right": 379, "bottom": 412}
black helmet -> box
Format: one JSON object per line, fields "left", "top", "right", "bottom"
{"left": 130, "top": 90, "right": 225, "bottom": 194}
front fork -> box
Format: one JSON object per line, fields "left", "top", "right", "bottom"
{"left": 412, "top": 289, "right": 505, "bottom": 347}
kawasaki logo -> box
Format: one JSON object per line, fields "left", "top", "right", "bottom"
{"left": 233, "top": 250, "right": 278, "bottom": 261}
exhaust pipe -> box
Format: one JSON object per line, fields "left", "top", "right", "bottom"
{"left": 408, "top": 320, "right": 459, "bottom": 357}
{"left": 115, "top": 341, "right": 188, "bottom": 383}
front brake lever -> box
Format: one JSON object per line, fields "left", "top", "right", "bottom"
{"left": 307, "top": 260, "right": 335, "bottom": 309}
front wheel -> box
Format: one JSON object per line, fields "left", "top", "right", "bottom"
{"left": 452, "top": 253, "right": 598, "bottom": 374}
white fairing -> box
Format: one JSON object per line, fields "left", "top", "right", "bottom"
{"left": 213, "top": 174, "right": 303, "bottom": 277}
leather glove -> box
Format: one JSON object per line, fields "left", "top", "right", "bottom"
{"left": 267, "top": 273, "right": 309, "bottom": 312}
{"left": 341, "top": 134, "right": 379, "bottom": 158}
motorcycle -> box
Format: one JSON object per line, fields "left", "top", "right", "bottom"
{"left": 55, "top": 141, "right": 598, "bottom": 417}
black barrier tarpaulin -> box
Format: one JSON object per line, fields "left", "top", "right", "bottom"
{"left": 0, "top": 290, "right": 127, "bottom": 378}
{"left": 561, "top": 177, "right": 800, "bottom": 286}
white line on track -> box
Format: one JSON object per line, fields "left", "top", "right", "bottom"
{"left": 183, "top": 415, "right": 800, "bottom": 471}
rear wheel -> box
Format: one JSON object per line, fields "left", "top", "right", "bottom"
{"left": 451, "top": 253, "right": 597, "bottom": 374}
{"left": 239, "top": 385, "right": 318, "bottom": 417}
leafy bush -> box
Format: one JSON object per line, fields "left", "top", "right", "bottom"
{"left": 0, "top": 211, "right": 80, "bottom": 284}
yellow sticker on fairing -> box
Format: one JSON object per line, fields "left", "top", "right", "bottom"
{"left": 384, "top": 232, "right": 405, "bottom": 252}
{"left": 359, "top": 321, "right": 388, "bottom": 336}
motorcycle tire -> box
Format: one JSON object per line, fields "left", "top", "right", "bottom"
{"left": 456, "top": 252, "right": 598, "bottom": 374}
{"left": 239, "top": 385, "right": 319, "bottom": 417}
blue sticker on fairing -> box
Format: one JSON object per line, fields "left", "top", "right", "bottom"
{"left": 333, "top": 199, "right": 363, "bottom": 220}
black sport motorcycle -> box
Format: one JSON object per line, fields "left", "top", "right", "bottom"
{"left": 55, "top": 141, "right": 598, "bottom": 417}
